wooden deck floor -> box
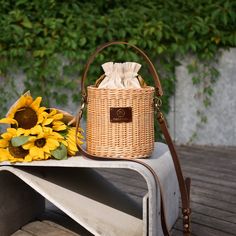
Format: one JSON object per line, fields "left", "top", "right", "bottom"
{"left": 12, "top": 145, "right": 236, "bottom": 236}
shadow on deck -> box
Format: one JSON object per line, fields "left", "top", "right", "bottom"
{"left": 12, "top": 145, "right": 236, "bottom": 236}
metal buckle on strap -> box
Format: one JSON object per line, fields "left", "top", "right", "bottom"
{"left": 154, "top": 97, "right": 162, "bottom": 111}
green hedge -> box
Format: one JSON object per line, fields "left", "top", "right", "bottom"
{"left": 0, "top": 0, "right": 235, "bottom": 133}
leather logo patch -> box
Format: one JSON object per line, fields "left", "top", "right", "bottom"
{"left": 110, "top": 107, "right": 132, "bottom": 123}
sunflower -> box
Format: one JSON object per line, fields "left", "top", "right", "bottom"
{"left": 0, "top": 128, "right": 33, "bottom": 162}
{"left": 1, "top": 93, "right": 47, "bottom": 135}
{"left": 0, "top": 92, "right": 84, "bottom": 162}
{"left": 22, "top": 128, "right": 64, "bottom": 160}
{"left": 42, "top": 109, "right": 67, "bottom": 132}
{"left": 0, "top": 149, "right": 10, "bottom": 162}
{"left": 62, "top": 127, "right": 83, "bottom": 156}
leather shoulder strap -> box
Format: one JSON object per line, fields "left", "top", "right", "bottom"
{"left": 76, "top": 41, "right": 191, "bottom": 235}
{"left": 75, "top": 107, "right": 191, "bottom": 236}
{"left": 156, "top": 111, "right": 191, "bottom": 236}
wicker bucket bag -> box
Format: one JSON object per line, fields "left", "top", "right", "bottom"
{"left": 79, "top": 42, "right": 164, "bottom": 159}
{"left": 76, "top": 42, "right": 192, "bottom": 236}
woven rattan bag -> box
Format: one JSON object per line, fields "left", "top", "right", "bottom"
{"left": 77, "top": 41, "right": 164, "bottom": 159}
{"left": 76, "top": 42, "right": 192, "bottom": 235}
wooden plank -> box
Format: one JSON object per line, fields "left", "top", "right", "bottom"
{"left": 181, "top": 158, "right": 236, "bottom": 172}
{"left": 178, "top": 147, "right": 236, "bottom": 160}
{"left": 174, "top": 218, "right": 235, "bottom": 236}
{"left": 182, "top": 171, "right": 236, "bottom": 189}
{"left": 39, "top": 209, "right": 93, "bottom": 236}
{"left": 43, "top": 221, "right": 84, "bottom": 235}
{"left": 190, "top": 194, "right": 236, "bottom": 214}
{"left": 179, "top": 158, "right": 236, "bottom": 176}
{"left": 191, "top": 185, "right": 236, "bottom": 204}
{"left": 179, "top": 155, "right": 236, "bottom": 169}
{"left": 182, "top": 166, "right": 236, "bottom": 182}
{"left": 177, "top": 145, "right": 236, "bottom": 156}
{"left": 22, "top": 221, "right": 79, "bottom": 236}
{"left": 178, "top": 145, "right": 236, "bottom": 153}
{"left": 11, "top": 230, "right": 33, "bottom": 236}
{"left": 191, "top": 202, "right": 236, "bottom": 224}
{"left": 189, "top": 179, "right": 236, "bottom": 197}
{"left": 191, "top": 212, "right": 236, "bottom": 234}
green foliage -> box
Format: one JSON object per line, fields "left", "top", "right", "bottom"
{"left": 51, "top": 143, "right": 67, "bottom": 160}
{"left": 0, "top": 0, "right": 236, "bottom": 139}
{"left": 11, "top": 136, "right": 29, "bottom": 147}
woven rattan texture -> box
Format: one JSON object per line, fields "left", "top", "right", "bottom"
{"left": 86, "top": 86, "right": 155, "bottom": 159}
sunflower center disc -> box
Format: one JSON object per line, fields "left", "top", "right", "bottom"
{"left": 14, "top": 107, "right": 38, "bottom": 129}
{"left": 35, "top": 138, "right": 46, "bottom": 148}
{"left": 9, "top": 144, "right": 29, "bottom": 158}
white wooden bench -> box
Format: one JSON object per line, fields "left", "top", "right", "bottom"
{"left": 0, "top": 142, "right": 179, "bottom": 236}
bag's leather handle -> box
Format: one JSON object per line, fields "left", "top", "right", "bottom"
{"left": 81, "top": 41, "right": 163, "bottom": 102}
{"left": 77, "top": 41, "right": 191, "bottom": 235}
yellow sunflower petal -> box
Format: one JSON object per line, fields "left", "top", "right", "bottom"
{"left": 46, "top": 138, "right": 60, "bottom": 149}
{"left": 7, "top": 128, "right": 17, "bottom": 134}
{"left": 7, "top": 94, "right": 34, "bottom": 118}
{"left": 42, "top": 126, "right": 53, "bottom": 134}
{"left": 38, "top": 107, "right": 47, "bottom": 113}
{"left": 76, "top": 139, "right": 83, "bottom": 145}
{"left": 30, "top": 96, "right": 42, "bottom": 110}
{"left": 22, "top": 142, "right": 34, "bottom": 150}
{"left": 9, "top": 159, "right": 18, "bottom": 163}
{"left": 0, "top": 139, "right": 9, "bottom": 148}
{"left": 51, "top": 132, "right": 64, "bottom": 139}
{"left": 42, "top": 118, "right": 54, "bottom": 126}
{"left": 44, "top": 154, "right": 50, "bottom": 160}
{"left": 24, "top": 155, "right": 33, "bottom": 162}
{"left": 16, "top": 128, "right": 31, "bottom": 136}
{"left": 68, "top": 150, "right": 76, "bottom": 156}
{"left": 24, "top": 94, "right": 34, "bottom": 106}
{"left": 42, "top": 145, "right": 50, "bottom": 153}
{"left": 37, "top": 112, "right": 47, "bottom": 124}
{"left": 52, "top": 113, "right": 64, "bottom": 120}
{"left": 31, "top": 125, "right": 43, "bottom": 135}
{"left": 37, "top": 148, "right": 45, "bottom": 159}
{"left": 0, "top": 149, "right": 10, "bottom": 161}
{"left": 29, "top": 146, "right": 39, "bottom": 157}
{"left": 1, "top": 133, "right": 12, "bottom": 140}
{"left": 6, "top": 96, "right": 25, "bottom": 118}
{"left": 30, "top": 146, "right": 44, "bottom": 159}
{"left": 0, "top": 118, "right": 18, "bottom": 125}
{"left": 68, "top": 143, "right": 78, "bottom": 152}
{"left": 61, "top": 140, "right": 68, "bottom": 147}
{"left": 52, "top": 121, "right": 67, "bottom": 131}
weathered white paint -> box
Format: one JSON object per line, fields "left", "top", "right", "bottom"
{"left": 0, "top": 143, "right": 179, "bottom": 236}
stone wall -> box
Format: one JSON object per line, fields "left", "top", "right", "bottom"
{"left": 3, "top": 49, "right": 235, "bottom": 147}
{"left": 167, "top": 48, "right": 236, "bottom": 146}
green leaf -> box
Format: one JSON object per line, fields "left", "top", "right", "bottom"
{"left": 59, "top": 129, "right": 69, "bottom": 137}
{"left": 33, "top": 50, "right": 45, "bottom": 57}
{"left": 192, "top": 76, "right": 200, "bottom": 85}
{"left": 79, "top": 37, "right": 87, "bottom": 46}
{"left": 157, "top": 46, "right": 164, "bottom": 54}
{"left": 11, "top": 136, "right": 30, "bottom": 147}
{"left": 21, "top": 17, "right": 33, "bottom": 29}
{"left": 51, "top": 143, "right": 67, "bottom": 160}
